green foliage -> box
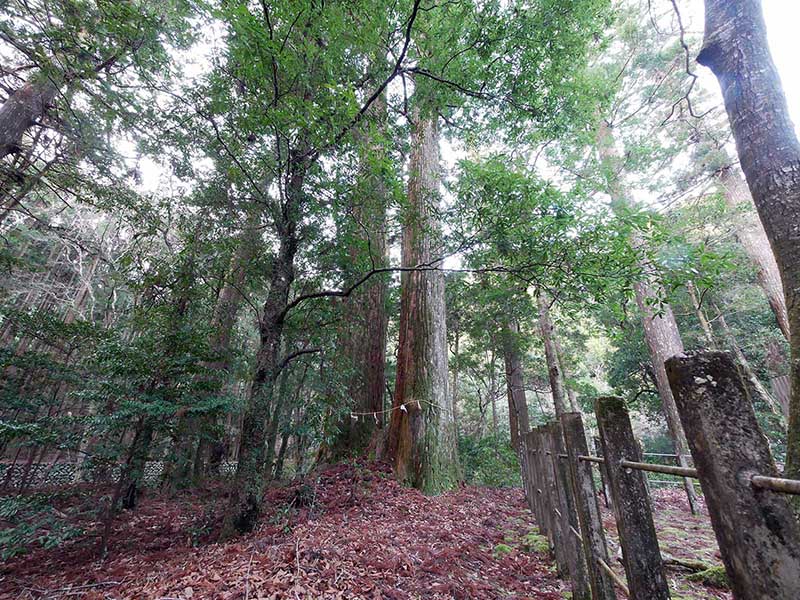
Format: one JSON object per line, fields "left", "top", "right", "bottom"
{"left": 458, "top": 434, "right": 520, "bottom": 488}
{"left": 0, "top": 493, "right": 85, "bottom": 559}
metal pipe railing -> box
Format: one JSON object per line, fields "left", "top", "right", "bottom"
{"left": 751, "top": 475, "right": 800, "bottom": 495}
{"left": 597, "top": 558, "right": 629, "bottom": 597}
{"left": 620, "top": 460, "right": 699, "bottom": 479}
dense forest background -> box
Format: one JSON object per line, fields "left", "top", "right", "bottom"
{"left": 0, "top": 0, "right": 797, "bottom": 563}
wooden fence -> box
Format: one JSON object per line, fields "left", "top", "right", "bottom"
{"left": 519, "top": 350, "right": 800, "bottom": 599}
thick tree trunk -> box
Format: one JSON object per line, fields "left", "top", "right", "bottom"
{"left": 0, "top": 78, "right": 60, "bottom": 160}
{"left": 633, "top": 279, "right": 697, "bottom": 512}
{"left": 538, "top": 294, "right": 568, "bottom": 418}
{"left": 327, "top": 96, "right": 388, "bottom": 459}
{"left": 503, "top": 319, "right": 530, "bottom": 454}
{"left": 385, "top": 112, "right": 459, "bottom": 493}
{"left": 698, "top": 0, "right": 800, "bottom": 482}
{"left": 718, "top": 166, "right": 790, "bottom": 339}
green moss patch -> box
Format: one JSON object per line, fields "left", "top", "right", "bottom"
{"left": 687, "top": 565, "right": 729, "bottom": 589}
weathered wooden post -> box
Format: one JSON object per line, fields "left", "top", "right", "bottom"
{"left": 520, "top": 433, "right": 533, "bottom": 508}
{"left": 525, "top": 431, "right": 545, "bottom": 534}
{"left": 527, "top": 433, "right": 539, "bottom": 518}
{"left": 666, "top": 351, "right": 800, "bottom": 599}
{"left": 531, "top": 430, "right": 554, "bottom": 533}
{"left": 536, "top": 426, "right": 569, "bottom": 576}
{"left": 547, "top": 423, "right": 591, "bottom": 600}
{"left": 595, "top": 396, "right": 670, "bottom": 600}
{"left": 561, "top": 412, "right": 617, "bottom": 600}
{"left": 594, "top": 436, "right": 612, "bottom": 508}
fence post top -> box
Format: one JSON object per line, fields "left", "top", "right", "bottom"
{"left": 594, "top": 396, "right": 626, "bottom": 415}
{"left": 664, "top": 350, "right": 736, "bottom": 371}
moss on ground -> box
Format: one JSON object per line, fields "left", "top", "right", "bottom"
{"left": 687, "top": 565, "right": 729, "bottom": 589}
{"left": 521, "top": 528, "right": 550, "bottom": 554}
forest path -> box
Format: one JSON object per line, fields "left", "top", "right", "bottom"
{"left": 3, "top": 462, "right": 565, "bottom": 599}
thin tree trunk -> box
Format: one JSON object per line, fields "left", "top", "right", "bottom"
{"left": 698, "top": 0, "right": 800, "bottom": 483}
{"left": 220, "top": 153, "right": 304, "bottom": 538}
{"left": 537, "top": 293, "right": 568, "bottom": 418}
{"left": 489, "top": 347, "right": 498, "bottom": 436}
{"left": 633, "top": 279, "right": 697, "bottom": 513}
{"left": 597, "top": 120, "right": 698, "bottom": 514}
{"left": 687, "top": 281, "right": 716, "bottom": 348}
{"left": 385, "top": 111, "right": 460, "bottom": 492}
{"left": 274, "top": 428, "right": 290, "bottom": 481}
{"left": 715, "top": 307, "right": 785, "bottom": 419}
{"left": 553, "top": 335, "right": 579, "bottom": 412}
{"left": 187, "top": 216, "right": 259, "bottom": 481}
{"left": 452, "top": 323, "right": 461, "bottom": 437}
{"left": 502, "top": 319, "right": 530, "bottom": 454}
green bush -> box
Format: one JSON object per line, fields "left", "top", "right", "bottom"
{"left": 458, "top": 433, "right": 521, "bottom": 488}
{"left": 0, "top": 493, "right": 85, "bottom": 559}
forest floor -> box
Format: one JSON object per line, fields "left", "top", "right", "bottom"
{"left": 601, "top": 487, "right": 731, "bottom": 600}
{"left": 1, "top": 462, "right": 730, "bottom": 599}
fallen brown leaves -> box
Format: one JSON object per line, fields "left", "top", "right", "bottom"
{"left": 2, "top": 462, "right": 564, "bottom": 599}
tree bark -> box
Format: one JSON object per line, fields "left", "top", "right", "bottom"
{"left": 0, "top": 78, "right": 60, "bottom": 160}
{"left": 220, "top": 153, "right": 305, "bottom": 538}
{"left": 717, "top": 165, "right": 790, "bottom": 339}
{"left": 698, "top": 0, "right": 800, "bottom": 482}
{"left": 537, "top": 293, "right": 568, "bottom": 417}
{"left": 503, "top": 319, "right": 530, "bottom": 454}
{"left": 385, "top": 112, "right": 460, "bottom": 492}
{"left": 597, "top": 120, "right": 698, "bottom": 513}
{"left": 326, "top": 95, "right": 388, "bottom": 459}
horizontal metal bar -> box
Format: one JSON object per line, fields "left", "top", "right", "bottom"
{"left": 751, "top": 475, "right": 800, "bottom": 495}
{"left": 597, "top": 558, "right": 629, "bottom": 597}
{"left": 620, "top": 459, "right": 699, "bottom": 479}
{"left": 642, "top": 452, "right": 685, "bottom": 458}
{"left": 558, "top": 453, "right": 568, "bottom": 459}
{"left": 578, "top": 454, "right": 605, "bottom": 464}
{"left": 649, "top": 479, "right": 702, "bottom": 487}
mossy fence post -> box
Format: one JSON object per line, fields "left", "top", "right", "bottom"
{"left": 595, "top": 396, "right": 670, "bottom": 600}
{"left": 546, "top": 423, "right": 591, "bottom": 600}
{"left": 666, "top": 351, "right": 800, "bottom": 599}
{"left": 536, "top": 426, "right": 570, "bottom": 576}
{"left": 561, "top": 412, "right": 617, "bottom": 600}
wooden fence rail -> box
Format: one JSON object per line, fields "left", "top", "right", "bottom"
{"left": 518, "top": 350, "right": 800, "bottom": 599}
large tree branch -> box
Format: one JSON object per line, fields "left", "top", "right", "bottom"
{"left": 277, "top": 347, "right": 321, "bottom": 373}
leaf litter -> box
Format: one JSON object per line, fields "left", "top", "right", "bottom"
{"left": 2, "top": 461, "right": 565, "bottom": 599}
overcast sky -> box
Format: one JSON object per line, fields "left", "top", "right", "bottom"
{"left": 762, "top": 0, "right": 799, "bottom": 125}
